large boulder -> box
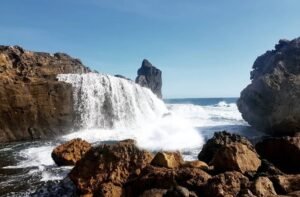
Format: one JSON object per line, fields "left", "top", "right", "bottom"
{"left": 69, "top": 139, "right": 153, "bottom": 196}
{"left": 211, "top": 142, "right": 261, "bottom": 173}
{"left": 255, "top": 136, "right": 300, "bottom": 173}
{"left": 51, "top": 138, "right": 92, "bottom": 166}
{"left": 238, "top": 38, "right": 300, "bottom": 136}
{"left": 136, "top": 59, "right": 162, "bottom": 98}
{"left": 0, "top": 45, "right": 90, "bottom": 142}
{"left": 198, "top": 131, "right": 255, "bottom": 164}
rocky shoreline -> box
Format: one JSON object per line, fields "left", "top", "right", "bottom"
{"left": 33, "top": 131, "right": 300, "bottom": 197}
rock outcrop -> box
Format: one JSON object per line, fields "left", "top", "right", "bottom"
{"left": 51, "top": 138, "right": 92, "bottom": 166}
{"left": 136, "top": 59, "right": 162, "bottom": 98}
{"left": 0, "top": 45, "right": 90, "bottom": 142}
{"left": 238, "top": 38, "right": 300, "bottom": 136}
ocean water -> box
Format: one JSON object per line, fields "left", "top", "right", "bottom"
{"left": 0, "top": 76, "right": 263, "bottom": 196}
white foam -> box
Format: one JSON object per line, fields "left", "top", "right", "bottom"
{"left": 57, "top": 73, "right": 167, "bottom": 129}
{"left": 4, "top": 146, "right": 55, "bottom": 170}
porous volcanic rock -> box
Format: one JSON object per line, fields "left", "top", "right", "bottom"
{"left": 125, "top": 165, "right": 211, "bottom": 196}
{"left": 0, "top": 45, "right": 90, "bottom": 142}
{"left": 69, "top": 139, "right": 153, "bottom": 196}
{"left": 211, "top": 142, "right": 261, "bottom": 173}
{"left": 198, "top": 131, "right": 255, "bottom": 164}
{"left": 136, "top": 59, "right": 162, "bottom": 98}
{"left": 51, "top": 138, "right": 92, "bottom": 166}
{"left": 238, "top": 38, "right": 300, "bottom": 135}
{"left": 203, "top": 171, "right": 249, "bottom": 197}
{"left": 255, "top": 136, "right": 300, "bottom": 173}
{"left": 151, "top": 152, "right": 184, "bottom": 169}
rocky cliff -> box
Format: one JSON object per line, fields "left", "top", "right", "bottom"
{"left": 136, "top": 59, "right": 162, "bottom": 98}
{"left": 238, "top": 38, "right": 300, "bottom": 136}
{"left": 0, "top": 45, "right": 90, "bottom": 142}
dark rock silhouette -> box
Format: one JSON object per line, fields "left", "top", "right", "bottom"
{"left": 136, "top": 59, "right": 162, "bottom": 98}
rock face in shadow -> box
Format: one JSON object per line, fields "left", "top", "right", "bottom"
{"left": 136, "top": 59, "right": 162, "bottom": 98}
{"left": 0, "top": 45, "right": 90, "bottom": 142}
{"left": 255, "top": 136, "right": 300, "bottom": 173}
{"left": 238, "top": 38, "right": 300, "bottom": 136}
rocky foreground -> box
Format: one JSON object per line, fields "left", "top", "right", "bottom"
{"left": 33, "top": 131, "right": 300, "bottom": 197}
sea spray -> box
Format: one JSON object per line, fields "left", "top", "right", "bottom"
{"left": 58, "top": 73, "right": 204, "bottom": 151}
{"left": 57, "top": 73, "right": 167, "bottom": 129}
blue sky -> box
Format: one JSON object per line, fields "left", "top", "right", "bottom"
{"left": 1, "top": 0, "right": 300, "bottom": 98}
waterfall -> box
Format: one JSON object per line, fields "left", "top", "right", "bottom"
{"left": 57, "top": 73, "right": 167, "bottom": 129}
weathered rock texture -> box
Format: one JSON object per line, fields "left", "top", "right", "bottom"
{"left": 238, "top": 38, "right": 300, "bottom": 136}
{"left": 211, "top": 142, "right": 261, "bottom": 173}
{"left": 51, "top": 138, "right": 92, "bottom": 166}
{"left": 69, "top": 139, "right": 153, "bottom": 196}
{"left": 198, "top": 131, "right": 255, "bottom": 164}
{"left": 136, "top": 59, "right": 162, "bottom": 98}
{"left": 203, "top": 171, "right": 249, "bottom": 197}
{"left": 0, "top": 45, "right": 90, "bottom": 142}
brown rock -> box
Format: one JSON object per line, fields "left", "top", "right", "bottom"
{"left": 151, "top": 152, "right": 184, "bottom": 169}
{"left": 270, "top": 174, "right": 300, "bottom": 194}
{"left": 198, "top": 131, "right": 255, "bottom": 164}
{"left": 182, "top": 160, "right": 209, "bottom": 170}
{"left": 212, "top": 143, "right": 261, "bottom": 173}
{"left": 69, "top": 139, "right": 153, "bottom": 196}
{"left": 251, "top": 177, "right": 277, "bottom": 197}
{"left": 126, "top": 165, "right": 211, "bottom": 196}
{"left": 95, "top": 183, "right": 124, "bottom": 197}
{"left": 140, "top": 189, "right": 167, "bottom": 197}
{"left": 203, "top": 171, "right": 249, "bottom": 197}
{"left": 256, "top": 136, "right": 300, "bottom": 173}
{"left": 0, "top": 45, "right": 91, "bottom": 142}
{"left": 287, "top": 191, "right": 300, "bottom": 197}
{"left": 51, "top": 138, "right": 92, "bottom": 166}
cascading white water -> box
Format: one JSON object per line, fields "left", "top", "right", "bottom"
{"left": 57, "top": 73, "right": 167, "bottom": 129}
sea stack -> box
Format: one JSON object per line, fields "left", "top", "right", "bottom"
{"left": 136, "top": 59, "right": 162, "bottom": 98}
{"left": 238, "top": 38, "right": 300, "bottom": 136}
